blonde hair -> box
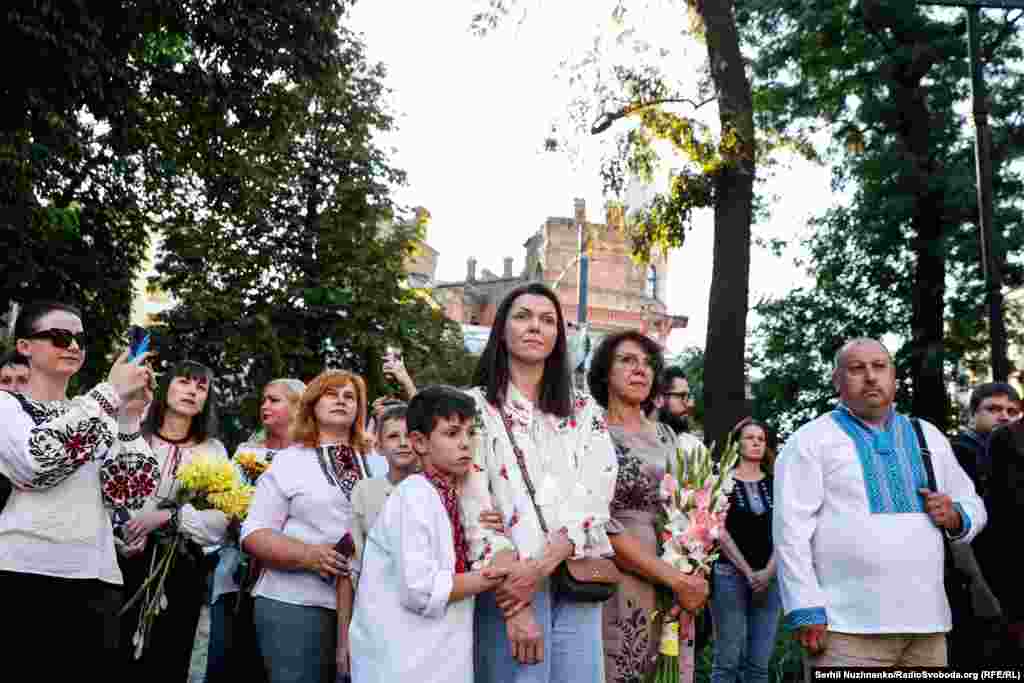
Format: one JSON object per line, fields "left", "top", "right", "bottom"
{"left": 250, "top": 378, "right": 307, "bottom": 446}
{"left": 290, "top": 370, "right": 370, "bottom": 453}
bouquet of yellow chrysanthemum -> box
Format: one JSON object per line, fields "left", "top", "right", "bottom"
{"left": 123, "top": 453, "right": 248, "bottom": 658}
{"left": 234, "top": 450, "right": 270, "bottom": 483}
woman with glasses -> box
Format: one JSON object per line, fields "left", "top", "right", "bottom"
{"left": 461, "top": 283, "right": 619, "bottom": 683}
{"left": 586, "top": 331, "right": 709, "bottom": 683}
{"left": 0, "top": 300, "right": 154, "bottom": 679}
{"left": 115, "top": 361, "right": 230, "bottom": 681}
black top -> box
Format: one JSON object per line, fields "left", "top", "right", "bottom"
{"left": 974, "top": 422, "right": 1024, "bottom": 621}
{"left": 951, "top": 429, "right": 990, "bottom": 497}
{"left": 723, "top": 476, "right": 774, "bottom": 571}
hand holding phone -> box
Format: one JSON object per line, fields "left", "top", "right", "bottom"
{"left": 127, "top": 326, "right": 151, "bottom": 365}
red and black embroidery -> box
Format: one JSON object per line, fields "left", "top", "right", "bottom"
{"left": 317, "top": 444, "right": 367, "bottom": 502}
{"left": 100, "top": 449, "right": 161, "bottom": 510}
{"left": 25, "top": 419, "right": 115, "bottom": 489}
{"left": 424, "top": 469, "right": 470, "bottom": 574}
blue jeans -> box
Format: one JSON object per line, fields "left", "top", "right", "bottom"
{"left": 710, "top": 561, "right": 781, "bottom": 683}
{"left": 254, "top": 596, "right": 336, "bottom": 683}
{"left": 475, "top": 578, "right": 604, "bottom": 683}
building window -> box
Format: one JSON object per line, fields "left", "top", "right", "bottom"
{"left": 646, "top": 264, "right": 658, "bottom": 300}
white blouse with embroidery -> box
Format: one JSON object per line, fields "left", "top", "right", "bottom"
{"left": 0, "top": 384, "right": 153, "bottom": 585}
{"left": 460, "top": 384, "right": 618, "bottom": 569}
{"left": 128, "top": 435, "right": 231, "bottom": 548}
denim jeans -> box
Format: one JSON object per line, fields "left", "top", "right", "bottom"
{"left": 710, "top": 561, "right": 782, "bottom": 683}
{"left": 254, "top": 596, "right": 337, "bottom": 683}
{"left": 475, "top": 577, "right": 605, "bottom": 683}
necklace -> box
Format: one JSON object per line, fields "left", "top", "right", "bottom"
{"left": 157, "top": 430, "right": 192, "bottom": 445}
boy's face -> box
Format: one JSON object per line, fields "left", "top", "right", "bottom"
{"left": 411, "top": 414, "right": 475, "bottom": 479}
{"left": 379, "top": 417, "right": 417, "bottom": 470}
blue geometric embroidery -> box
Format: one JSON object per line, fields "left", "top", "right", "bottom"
{"left": 831, "top": 408, "right": 928, "bottom": 514}
{"left": 784, "top": 606, "right": 827, "bottom": 631}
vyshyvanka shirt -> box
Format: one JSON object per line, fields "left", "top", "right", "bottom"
{"left": 0, "top": 384, "right": 154, "bottom": 585}
{"left": 460, "top": 384, "right": 618, "bottom": 568}
{"left": 123, "top": 435, "right": 231, "bottom": 548}
{"left": 350, "top": 474, "right": 474, "bottom": 683}
{"left": 773, "top": 406, "right": 986, "bottom": 634}
{"left": 241, "top": 443, "right": 369, "bottom": 610}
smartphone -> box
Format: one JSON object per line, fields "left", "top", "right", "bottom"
{"left": 127, "top": 326, "right": 150, "bottom": 364}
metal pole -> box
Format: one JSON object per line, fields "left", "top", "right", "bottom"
{"left": 967, "top": 6, "right": 1010, "bottom": 380}
{"left": 577, "top": 220, "right": 589, "bottom": 325}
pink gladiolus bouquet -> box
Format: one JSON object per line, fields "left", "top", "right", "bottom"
{"left": 648, "top": 440, "right": 740, "bottom": 683}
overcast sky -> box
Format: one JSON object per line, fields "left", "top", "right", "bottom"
{"left": 349, "top": 0, "right": 835, "bottom": 350}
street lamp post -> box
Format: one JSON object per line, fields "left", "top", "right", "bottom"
{"left": 917, "top": 0, "right": 1018, "bottom": 381}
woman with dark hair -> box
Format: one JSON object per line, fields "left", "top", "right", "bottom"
{"left": 586, "top": 330, "right": 709, "bottom": 682}
{"left": 461, "top": 282, "right": 619, "bottom": 683}
{"left": 242, "top": 369, "right": 373, "bottom": 683}
{"left": 710, "top": 418, "right": 780, "bottom": 683}
{"left": 0, "top": 300, "right": 154, "bottom": 679}
{"left": 115, "top": 360, "right": 230, "bottom": 680}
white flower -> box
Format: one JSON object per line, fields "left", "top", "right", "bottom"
{"left": 721, "top": 473, "right": 735, "bottom": 495}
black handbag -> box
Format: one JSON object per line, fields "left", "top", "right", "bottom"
{"left": 496, "top": 403, "right": 621, "bottom": 602}
{"left": 911, "top": 419, "right": 974, "bottom": 623}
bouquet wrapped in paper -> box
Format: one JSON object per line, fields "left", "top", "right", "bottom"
{"left": 122, "top": 454, "right": 250, "bottom": 658}
{"left": 649, "top": 440, "right": 740, "bottom": 683}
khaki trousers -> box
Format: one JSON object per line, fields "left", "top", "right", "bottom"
{"left": 804, "top": 632, "right": 947, "bottom": 676}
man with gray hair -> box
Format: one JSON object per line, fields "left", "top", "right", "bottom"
{"left": 774, "top": 338, "right": 985, "bottom": 668}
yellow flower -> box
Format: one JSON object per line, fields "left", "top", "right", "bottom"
{"left": 235, "top": 451, "right": 269, "bottom": 481}
{"left": 177, "top": 454, "right": 240, "bottom": 496}
{"left": 208, "top": 485, "right": 255, "bottom": 520}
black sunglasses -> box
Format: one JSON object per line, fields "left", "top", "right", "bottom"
{"left": 26, "top": 328, "right": 87, "bottom": 349}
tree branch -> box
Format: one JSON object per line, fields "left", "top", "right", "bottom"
{"left": 591, "top": 96, "right": 716, "bottom": 135}
{"left": 983, "top": 10, "right": 1024, "bottom": 62}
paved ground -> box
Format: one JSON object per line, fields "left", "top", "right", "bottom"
{"left": 188, "top": 605, "right": 211, "bottom": 683}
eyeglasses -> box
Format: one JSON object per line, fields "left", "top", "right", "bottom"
{"left": 614, "top": 353, "right": 655, "bottom": 371}
{"left": 25, "top": 328, "right": 87, "bottom": 349}
{"left": 662, "top": 391, "right": 690, "bottom": 401}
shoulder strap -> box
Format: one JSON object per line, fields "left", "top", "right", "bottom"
{"left": 496, "top": 403, "right": 550, "bottom": 535}
{"left": 911, "top": 418, "right": 938, "bottom": 492}
{"left": 912, "top": 419, "right": 956, "bottom": 559}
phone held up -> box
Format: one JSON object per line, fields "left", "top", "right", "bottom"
{"left": 127, "top": 325, "right": 150, "bottom": 365}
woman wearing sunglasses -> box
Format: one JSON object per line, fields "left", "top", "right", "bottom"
{"left": 0, "top": 300, "right": 154, "bottom": 679}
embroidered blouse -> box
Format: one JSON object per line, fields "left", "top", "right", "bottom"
{"left": 241, "top": 443, "right": 369, "bottom": 609}
{"left": 460, "top": 384, "right": 618, "bottom": 569}
{"left": 424, "top": 468, "right": 469, "bottom": 574}
{"left": 116, "top": 435, "right": 231, "bottom": 550}
{"left": 0, "top": 384, "right": 154, "bottom": 585}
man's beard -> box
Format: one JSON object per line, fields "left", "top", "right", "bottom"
{"left": 658, "top": 407, "right": 690, "bottom": 435}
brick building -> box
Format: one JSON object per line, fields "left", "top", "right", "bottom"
{"left": 430, "top": 198, "right": 687, "bottom": 347}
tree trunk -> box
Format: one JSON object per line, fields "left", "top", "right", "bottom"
{"left": 696, "top": 0, "right": 756, "bottom": 448}
{"left": 909, "top": 203, "right": 948, "bottom": 430}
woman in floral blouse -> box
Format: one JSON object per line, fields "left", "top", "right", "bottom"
{"left": 115, "top": 360, "right": 230, "bottom": 680}
{"left": 242, "top": 370, "right": 372, "bottom": 683}
{"left": 461, "top": 282, "right": 619, "bottom": 683}
{"left": 0, "top": 300, "right": 154, "bottom": 680}
{"left": 586, "top": 331, "right": 709, "bottom": 683}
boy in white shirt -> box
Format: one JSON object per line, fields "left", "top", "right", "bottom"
{"left": 349, "top": 404, "right": 418, "bottom": 579}
{"left": 348, "top": 386, "right": 509, "bottom": 683}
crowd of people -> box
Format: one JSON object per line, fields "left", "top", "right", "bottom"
{"left": 0, "top": 290, "right": 1021, "bottom": 683}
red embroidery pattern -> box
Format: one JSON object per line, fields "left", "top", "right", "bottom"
{"left": 424, "top": 469, "right": 469, "bottom": 574}
{"left": 100, "top": 451, "right": 160, "bottom": 510}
